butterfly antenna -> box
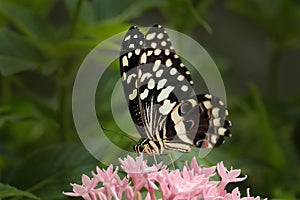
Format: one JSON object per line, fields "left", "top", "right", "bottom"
{"left": 100, "top": 124, "right": 138, "bottom": 145}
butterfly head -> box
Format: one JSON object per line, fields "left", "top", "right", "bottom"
{"left": 133, "top": 143, "right": 150, "bottom": 154}
{"left": 133, "top": 138, "right": 161, "bottom": 155}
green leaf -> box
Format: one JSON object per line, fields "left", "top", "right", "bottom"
{"left": 3, "top": 142, "right": 99, "bottom": 200}
{"left": 161, "top": 0, "right": 212, "bottom": 32}
{"left": 227, "top": 0, "right": 300, "bottom": 49}
{"left": 0, "top": 56, "right": 39, "bottom": 76}
{"left": 245, "top": 84, "right": 285, "bottom": 170}
{"left": 64, "top": 0, "right": 95, "bottom": 24}
{"left": 0, "top": 29, "right": 43, "bottom": 60}
{"left": 0, "top": 1, "right": 54, "bottom": 38}
{"left": 0, "top": 183, "right": 39, "bottom": 200}
{"left": 1, "top": 0, "right": 56, "bottom": 16}
{"left": 92, "top": 0, "right": 135, "bottom": 21}
{"left": 0, "top": 29, "right": 44, "bottom": 75}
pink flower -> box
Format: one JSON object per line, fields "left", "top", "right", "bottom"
{"left": 217, "top": 161, "right": 247, "bottom": 195}
{"left": 119, "top": 154, "right": 161, "bottom": 199}
{"left": 186, "top": 157, "right": 216, "bottom": 178}
{"left": 92, "top": 165, "right": 129, "bottom": 200}
{"left": 119, "top": 154, "right": 162, "bottom": 175}
{"left": 156, "top": 167, "right": 208, "bottom": 199}
{"left": 63, "top": 174, "right": 98, "bottom": 200}
{"left": 63, "top": 155, "right": 267, "bottom": 200}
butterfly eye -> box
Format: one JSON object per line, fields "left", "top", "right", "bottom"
{"left": 178, "top": 101, "right": 192, "bottom": 116}
{"left": 138, "top": 145, "right": 145, "bottom": 153}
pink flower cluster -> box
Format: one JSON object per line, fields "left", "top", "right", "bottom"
{"left": 63, "top": 155, "right": 266, "bottom": 200}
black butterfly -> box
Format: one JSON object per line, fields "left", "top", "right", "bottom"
{"left": 119, "top": 24, "right": 231, "bottom": 155}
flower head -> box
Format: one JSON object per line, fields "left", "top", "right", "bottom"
{"left": 64, "top": 155, "right": 266, "bottom": 200}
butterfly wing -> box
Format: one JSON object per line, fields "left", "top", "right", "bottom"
{"left": 120, "top": 24, "right": 231, "bottom": 153}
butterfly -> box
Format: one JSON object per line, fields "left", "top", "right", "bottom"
{"left": 119, "top": 24, "right": 231, "bottom": 155}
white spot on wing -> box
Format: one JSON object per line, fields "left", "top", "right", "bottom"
{"left": 157, "top": 86, "right": 175, "bottom": 102}
{"left": 177, "top": 75, "right": 185, "bottom": 81}
{"left": 129, "top": 89, "right": 137, "bottom": 100}
{"left": 213, "top": 118, "right": 221, "bottom": 126}
{"left": 161, "top": 41, "right": 167, "bottom": 46}
{"left": 212, "top": 107, "right": 220, "bottom": 117}
{"left": 140, "top": 52, "right": 147, "bottom": 64}
{"left": 210, "top": 135, "right": 218, "bottom": 144}
{"left": 165, "top": 59, "right": 172, "bottom": 67}
{"left": 122, "top": 56, "right": 128, "bottom": 67}
{"left": 205, "top": 94, "right": 212, "bottom": 99}
{"left": 135, "top": 49, "right": 141, "bottom": 55}
{"left": 146, "top": 32, "right": 156, "bottom": 40}
{"left": 181, "top": 85, "right": 188, "bottom": 92}
{"left": 141, "top": 72, "right": 152, "bottom": 83}
{"left": 124, "top": 35, "right": 130, "bottom": 41}
{"left": 151, "top": 42, "right": 157, "bottom": 48}
{"left": 147, "top": 50, "right": 153, "bottom": 56}
{"left": 147, "top": 78, "right": 155, "bottom": 89}
{"left": 140, "top": 88, "right": 149, "bottom": 100}
{"left": 219, "top": 100, "right": 225, "bottom": 106}
{"left": 154, "top": 49, "right": 161, "bottom": 56}
{"left": 157, "top": 33, "right": 164, "bottom": 39}
{"left": 203, "top": 101, "right": 212, "bottom": 109}
{"left": 122, "top": 72, "right": 126, "bottom": 81}
{"left": 218, "top": 127, "right": 226, "bottom": 136}
{"left": 153, "top": 60, "right": 161, "bottom": 72}
{"left": 157, "top": 78, "right": 167, "bottom": 90}
{"left": 128, "top": 52, "right": 132, "bottom": 58}
{"left": 170, "top": 68, "right": 177, "bottom": 75}
{"left": 165, "top": 49, "right": 170, "bottom": 56}
{"left": 156, "top": 69, "right": 163, "bottom": 77}
{"left": 159, "top": 100, "right": 176, "bottom": 115}
{"left": 129, "top": 43, "right": 134, "bottom": 48}
{"left": 127, "top": 74, "right": 136, "bottom": 84}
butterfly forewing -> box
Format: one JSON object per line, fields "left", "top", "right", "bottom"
{"left": 120, "top": 25, "right": 196, "bottom": 141}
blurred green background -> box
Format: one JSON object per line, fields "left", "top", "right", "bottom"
{"left": 0, "top": 0, "right": 299, "bottom": 199}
